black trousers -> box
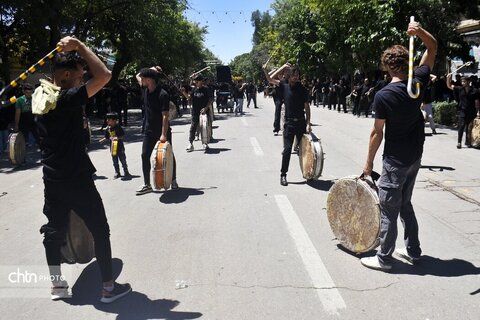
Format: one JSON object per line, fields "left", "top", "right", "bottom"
{"left": 281, "top": 122, "right": 305, "bottom": 175}
{"left": 19, "top": 113, "right": 40, "bottom": 145}
{"left": 247, "top": 93, "right": 257, "bottom": 108}
{"left": 142, "top": 130, "right": 176, "bottom": 185}
{"left": 42, "top": 176, "right": 112, "bottom": 282}
{"left": 189, "top": 113, "right": 200, "bottom": 143}
{"left": 273, "top": 99, "right": 282, "bottom": 132}
{"left": 458, "top": 115, "right": 475, "bottom": 145}
{"left": 338, "top": 98, "right": 347, "bottom": 113}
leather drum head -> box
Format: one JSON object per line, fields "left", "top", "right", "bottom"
{"left": 470, "top": 118, "right": 480, "bottom": 148}
{"left": 299, "top": 133, "right": 323, "bottom": 180}
{"left": 169, "top": 101, "right": 177, "bottom": 121}
{"left": 200, "top": 114, "right": 211, "bottom": 144}
{"left": 9, "top": 132, "right": 26, "bottom": 165}
{"left": 326, "top": 176, "right": 380, "bottom": 253}
{"left": 151, "top": 141, "right": 173, "bottom": 190}
{"left": 61, "top": 210, "right": 95, "bottom": 264}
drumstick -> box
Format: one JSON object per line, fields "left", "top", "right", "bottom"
{"left": 189, "top": 66, "right": 211, "bottom": 79}
{"left": 407, "top": 16, "right": 420, "bottom": 99}
{"left": 454, "top": 61, "right": 473, "bottom": 73}
{"left": 0, "top": 46, "right": 62, "bottom": 107}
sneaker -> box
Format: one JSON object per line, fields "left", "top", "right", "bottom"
{"left": 100, "top": 282, "right": 132, "bottom": 304}
{"left": 203, "top": 144, "right": 209, "bottom": 152}
{"left": 186, "top": 143, "right": 194, "bottom": 152}
{"left": 136, "top": 185, "right": 152, "bottom": 196}
{"left": 395, "top": 248, "right": 420, "bottom": 265}
{"left": 280, "top": 175, "right": 288, "bottom": 186}
{"left": 51, "top": 281, "right": 72, "bottom": 300}
{"left": 113, "top": 172, "right": 121, "bottom": 179}
{"left": 171, "top": 180, "right": 179, "bottom": 190}
{"left": 360, "top": 256, "right": 392, "bottom": 271}
{"left": 432, "top": 129, "right": 437, "bottom": 135}
{"left": 123, "top": 170, "right": 131, "bottom": 177}
{"left": 195, "top": 134, "right": 200, "bottom": 141}
{"left": 456, "top": 143, "right": 461, "bottom": 149}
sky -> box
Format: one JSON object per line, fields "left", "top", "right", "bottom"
{"left": 184, "top": 0, "right": 275, "bottom": 64}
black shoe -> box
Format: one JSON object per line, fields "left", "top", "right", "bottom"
{"left": 113, "top": 172, "right": 121, "bottom": 179}
{"left": 280, "top": 175, "right": 288, "bottom": 186}
{"left": 123, "top": 170, "right": 131, "bottom": 177}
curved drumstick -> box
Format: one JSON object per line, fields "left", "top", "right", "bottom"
{"left": 0, "top": 46, "right": 62, "bottom": 107}
{"left": 455, "top": 61, "right": 473, "bottom": 73}
{"left": 407, "top": 16, "right": 420, "bottom": 99}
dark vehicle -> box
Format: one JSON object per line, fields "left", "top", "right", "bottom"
{"left": 215, "top": 66, "right": 234, "bottom": 113}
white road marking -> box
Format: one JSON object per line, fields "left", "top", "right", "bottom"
{"left": 250, "top": 137, "right": 264, "bottom": 156}
{"left": 274, "top": 194, "right": 346, "bottom": 315}
{"left": 241, "top": 118, "right": 248, "bottom": 126}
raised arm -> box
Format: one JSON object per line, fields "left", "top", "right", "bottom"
{"left": 57, "top": 36, "right": 111, "bottom": 98}
{"left": 408, "top": 21, "right": 437, "bottom": 71}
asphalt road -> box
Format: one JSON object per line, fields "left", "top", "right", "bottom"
{"left": 0, "top": 95, "right": 479, "bottom": 320}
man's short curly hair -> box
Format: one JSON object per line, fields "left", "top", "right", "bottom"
{"left": 381, "top": 45, "right": 409, "bottom": 75}
{"left": 52, "top": 52, "right": 85, "bottom": 71}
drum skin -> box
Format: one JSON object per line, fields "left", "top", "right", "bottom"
{"left": 60, "top": 210, "right": 95, "bottom": 264}
{"left": 111, "top": 139, "right": 118, "bottom": 157}
{"left": 168, "top": 101, "right": 178, "bottom": 121}
{"left": 470, "top": 117, "right": 480, "bottom": 148}
{"left": 151, "top": 141, "right": 173, "bottom": 190}
{"left": 9, "top": 132, "right": 26, "bottom": 165}
{"left": 326, "top": 176, "right": 381, "bottom": 253}
{"left": 298, "top": 132, "right": 324, "bottom": 180}
{"left": 199, "top": 114, "right": 211, "bottom": 144}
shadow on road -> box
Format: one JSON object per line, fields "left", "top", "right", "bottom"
{"left": 390, "top": 255, "right": 480, "bottom": 277}
{"left": 420, "top": 165, "right": 455, "bottom": 172}
{"left": 205, "top": 147, "right": 231, "bottom": 154}
{"left": 159, "top": 186, "right": 217, "bottom": 204}
{"left": 306, "top": 179, "right": 334, "bottom": 191}
{"left": 65, "top": 258, "right": 202, "bottom": 320}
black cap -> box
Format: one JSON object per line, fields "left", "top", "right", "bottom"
{"left": 106, "top": 112, "right": 119, "bottom": 120}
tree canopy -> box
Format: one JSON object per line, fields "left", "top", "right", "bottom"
{"left": 230, "top": 0, "right": 479, "bottom": 81}
{"left": 0, "top": 0, "right": 217, "bottom": 83}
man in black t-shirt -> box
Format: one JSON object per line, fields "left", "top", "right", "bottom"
{"left": 181, "top": 74, "right": 212, "bottom": 152}
{"left": 361, "top": 22, "right": 437, "bottom": 271}
{"left": 34, "top": 37, "right": 131, "bottom": 303}
{"left": 135, "top": 67, "right": 178, "bottom": 195}
{"left": 265, "top": 64, "right": 311, "bottom": 186}
{"left": 446, "top": 75, "right": 480, "bottom": 148}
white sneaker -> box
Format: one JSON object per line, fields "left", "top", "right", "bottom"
{"left": 186, "top": 143, "right": 194, "bottom": 152}
{"left": 395, "top": 248, "right": 420, "bottom": 265}
{"left": 360, "top": 256, "right": 392, "bottom": 271}
{"left": 51, "top": 281, "right": 72, "bottom": 300}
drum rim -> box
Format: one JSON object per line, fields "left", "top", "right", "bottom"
{"left": 326, "top": 176, "right": 381, "bottom": 253}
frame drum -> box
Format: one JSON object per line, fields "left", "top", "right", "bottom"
{"left": 199, "top": 113, "right": 211, "bottom": 144}
{"left": 470, "top": 117, "right": 480, "bottom": 148}
{"left": 168, "top": 101, "right": 178, "bottom": 121}
{"left": 326, "top": 175, "right": 381, "bottom": 253}
{"left": 298, "top": 132, "right": 324, "bottom": 180}
{"left": 60, "top": 210, "right": 95, "bottom": 264}
{"left": 150, "top": 141, "right": 173, "bottom": 190}
{"left": 8, "top": 131, "right": 26, "bottom": 165}
{"left": 111, "top": 138, "right": 118, "bottom": 157}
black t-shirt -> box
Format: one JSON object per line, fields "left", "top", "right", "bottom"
{"left": 191, "top": 86, "right": 210, "bottom": 115}
{"left": 36, "top": 85, "right": 96, "bottom": 181}
{"left": 374, "top": 65, "right": 430, "bottom": 166}
{"left": 142, "top": 85, "right": 169, "bottom": 138}
{"left": 453, "top": 86, "right": 478, "bottom": 117}
{"left": 279, "top": 80, "right": 308, "bottom": 121}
